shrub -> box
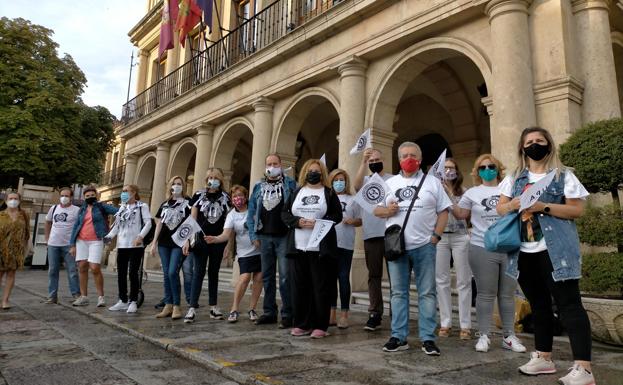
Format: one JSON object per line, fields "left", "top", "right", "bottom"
{"left": 580, "top": 253, "right": 623, "bottom": 298}
{"left": 576, "top": 204, "right": 623, "bottom": 247}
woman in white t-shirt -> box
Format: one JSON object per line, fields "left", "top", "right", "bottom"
{"left": 328, "top": 169, "right": 362, "bottom": 329}
{"left": 453, "top": 154, "right": 525, "bottom": 354}
{"left": 497, "top": 127, "right": 593, "bottom": 384}
{"left": 206, "top": 185, "right": 262, "bottom": 323}
{"left": 281, "top": 159, "right": 343, "bottom": 339}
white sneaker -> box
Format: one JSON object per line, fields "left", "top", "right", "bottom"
{"left": 72, "top": 296, "right": 89, "bottom": 306}
{"left": 126, "top": 301, "right": 138, "bottom": 313}
{"left": 518, "top": 352, "right": 557, "bottom": 376}
{"left": 209, "top": 306, "right": 224, "bottom": 320}
{"left": 184, "top": 307, "right": 196, "bottom": 323}
{"left": 475, "top": 334, "right": 490, "bottom": 352}
{"left": 108, "top": 300, "right": 129, "bottom": 312}
{"left": 558, "top": 364, "right": 596, "bottom": 385}
{"left": 96, "top": 296, "right": 106, "bottom": 307}
{"left": 502, "top": 334, "right": 527, "bottom": 353}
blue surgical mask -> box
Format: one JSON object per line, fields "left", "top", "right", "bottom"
{"left": 478, "top": 169, "right": 498, "bottom": 182}
{"left": 120, "top": 192, "right": 130, "bottom": 203}
{"left": 207, "top": 178, "right": 221, "bottom": 189}
{"left": 332, "top": 180, "right": 346, "bottom": 193}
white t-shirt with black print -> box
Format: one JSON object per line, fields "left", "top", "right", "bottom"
{"left": 224, "top": 210, "right": 259, "bottom": 258}
{"left": 335, "top": 194, "right": 361, "bottom": 250}
{"left": 46, "top": 204, "right": 80, "bottom": 247}
{"left": 458, "top": 185, "right": 502, "bottom": 248}
{"left": 291, "top": 186, "right": 327, "bottom": 252}
{"left": 383, "top": 171, "right": 452, "bottom": 250}
{"left": 106, "top": 202, "right": 152, "bottom": 249}
{"left": 362, "top": 173, "right": 393, "bottom": 240}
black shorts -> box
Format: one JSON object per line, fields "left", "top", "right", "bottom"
{"left": 238, "top": 254, "right": 261, "bottom": 274}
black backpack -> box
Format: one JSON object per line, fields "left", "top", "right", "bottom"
{"left": 138, "top": 203, "right": 156, "bottom": 246}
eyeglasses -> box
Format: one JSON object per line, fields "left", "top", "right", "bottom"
{"left": 478, "top": 164, "right": 497, "bottom": 171}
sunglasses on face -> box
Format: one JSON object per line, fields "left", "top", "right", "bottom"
{"left": 478, "top": 164, "right": 497, "bottom": 171}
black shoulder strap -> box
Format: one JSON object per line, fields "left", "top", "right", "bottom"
{"left": 400, "top": 172, "right": 428, "bottom": 234}
{"left": 51, "top": 204, "right": 58, "bottom": 221}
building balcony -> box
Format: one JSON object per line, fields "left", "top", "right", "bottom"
{"left": 100, "top": 165, "right": 126, "bottom": 188}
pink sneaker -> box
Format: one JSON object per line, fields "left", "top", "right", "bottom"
{"left": 290, "top": 328, "right": 312, "bottom": 336}
{"left": 310, "top": 329, "right": 329, "bottom": 339}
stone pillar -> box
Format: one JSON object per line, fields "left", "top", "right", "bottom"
{"left": 165, "top": 31, "right": 180, "bottom": 75}
{"left": 251, "top": 97, "right": 274, "bottom": 185}
{"left": 485, "top": 0, "right": 537, "bottom": 168}
{"left": 136, "top": 49, "right": 150, "bottom": 94}
{"left": 150, "top": 142, "right": 171, "bottom": 214}
{"left": 123, "top": 154, "right": 138, "bottom": 186}
{"left": 104, "top": 151, "right": 113, "bottom": 174}
{"left": 572, "top": 0, "right": 622, "bottom": 122}
{"left": 193, "top": 123, "right": 214, "bottom": 193}
{"left": 118, "top": 140, "right": 126, "bottom": 167}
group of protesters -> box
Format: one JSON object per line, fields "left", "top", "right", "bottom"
{"left": 0, "top": 126, "right": 595, "bottom": 385}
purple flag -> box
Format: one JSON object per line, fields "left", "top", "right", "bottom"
{"left": 196, "top": 0, "right": 213, "bottom": 34}
{"left": 159, "top": 0, "right": 179, "bottom": 59}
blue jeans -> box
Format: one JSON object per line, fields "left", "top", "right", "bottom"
{"left": 47, "top": 245, "right": 79, "bottom": 298}
{"left": 182, "top": 252, "right": 194, "bottom": 305}
{"left": 259, "top": 234, "right": 291, "bottom": 318}
{"left": 387, "top": 243, "right": 437, "bottom": 342}
{"left": 331, "top": 248, "right": 353, "bottom": 310}
{"left": 159, "top": 245, "right": 183, "bottom": 306}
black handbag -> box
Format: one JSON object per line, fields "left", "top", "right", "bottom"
{"left": 384, "top": 173, "right": 427, "bottom": 261}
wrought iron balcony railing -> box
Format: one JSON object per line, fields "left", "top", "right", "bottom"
{"left": 100, "top": 165, "right": 126, "bottom": 186}
{"left": 122, "top": 0, "right": 343, "bottom": 124}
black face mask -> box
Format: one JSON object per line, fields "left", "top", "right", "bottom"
{"left": 369, "top": 161, "right": 383, "bottom": 173}
{"left": 306, "top": 171, "right": 322, "bottom": 185}
{"left": 85, "top": 197, "right": 97, "bottom": 205}
{"left": 523, "top": 143, "right": 550, "bottom": 161}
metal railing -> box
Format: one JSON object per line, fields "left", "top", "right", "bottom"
{"left": 122, "top": 0, "right": 343, "bottom": 124}
{"left": 100, "top": 165, "right": 126, "bottom": 186}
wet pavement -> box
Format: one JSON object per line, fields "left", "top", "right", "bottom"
{"left": 2, "top": 269, "right": 623, "bottom": 385}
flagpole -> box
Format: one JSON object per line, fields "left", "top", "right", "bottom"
{"left": 212, "top": 0, "right": 230, "bottom": 66}
{"left": 198, "top": 18, "right": 215, "bottom": 77}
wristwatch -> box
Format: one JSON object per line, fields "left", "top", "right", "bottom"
{"left": 432, "top": 232, "right": 442, "bottom": 241}
{"left": 543, "top": 205, "right": 551, "bottom": 214}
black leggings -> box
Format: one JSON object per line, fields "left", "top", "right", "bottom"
{"left": 517, "top": 250, "right": 592, "bottom": 361}
{"left": 117, "top": 248, "right": 143, "bottom": 303}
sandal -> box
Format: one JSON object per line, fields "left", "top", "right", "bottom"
{"left": 438, "top": 327, "right": 451, "bottom": 337}
{"left": 460, "top": 329, "right": 471, "bottom": 340}
{"left": 227, "top": 310, "right": 239, "bottom": 323}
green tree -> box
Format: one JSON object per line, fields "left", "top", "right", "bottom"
{"left": 0, "top": 17, "right": 115, "bottom": 188}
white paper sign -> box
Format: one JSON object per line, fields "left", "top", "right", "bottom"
{"left": 355, "top": 173, "right": 391, "bottom": 214}
{"left": 349, "top": 128, "right": 372, "bottom": 155}
{"left": 305, "top": 219, "right": 334, "bottom": 251}
{"left": 319, "top": 153, "right": 326, "bottom": 166}
{"left": 172, "top": 215, "right": 203, "bottom": 247}
{"left": 429, "top": 149, "right": 447, "bottom": 180}
{"left": 519, "top": 169, "right": 557, "bottom": 212}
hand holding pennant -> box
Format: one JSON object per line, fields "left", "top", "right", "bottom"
{"left": 354, "top": 173, "right": 391, "bottom": 214}
{"left": 519, "top": 169, "right": 557, "bottom": 212}
{"left": 172, "top": 216, "right": 204, "bottom": 247}
{"left": 305, "top": 219, "right": 334, "bottom": 251}
{"left": 350, "top": 128, "right": 373, "bottom": 155}
{"left": 429, "top": 149, "right": 447, "bottom": 180}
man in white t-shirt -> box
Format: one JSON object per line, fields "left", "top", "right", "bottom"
{"left": 44, "top": 187, "right": 81, "bottom": 304}
{"left": 374, "top": 142, "right": 451, "bottom": 356}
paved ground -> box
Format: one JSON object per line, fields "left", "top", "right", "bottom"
{"left": 2, "top": 269, "right": 622, "bottom": 385}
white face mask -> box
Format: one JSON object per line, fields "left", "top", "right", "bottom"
{"left": 60, "top": 196, "right": 71, "bottom": 205}
{"left": 6, "top": 199, "right": 19, "bottom": 209}
{"left": 265, "top": 166, "right": 282, "bottom": 178}
{"left": 207, "top": 178, "right": 220, "bottom": 189}
{"left": 171, "top": 185, "right": 183, "bottom": 195}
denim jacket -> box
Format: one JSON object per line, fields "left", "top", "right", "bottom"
{"left": 247, "top": 175, "right": 297, "bottom": 242}
{"left": 506, "top": 169, "right": 582, "bottom": 282}
{"left": 70, "top": 202, "right": 118, "bottom": 246}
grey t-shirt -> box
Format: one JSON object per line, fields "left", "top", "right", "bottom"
{"left": 362, "top": 173, "right": 393, "bottom": 240}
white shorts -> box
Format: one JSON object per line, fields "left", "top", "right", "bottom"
{"left": 75, "top": 239, "right": 104, "bottom": 264}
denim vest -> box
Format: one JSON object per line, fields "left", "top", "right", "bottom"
{"left": 506, "top": 169, "right": 582, "bottom": 282}
{"left": 247, "top": 175, "right": 297, "bottom": 242}
{"left": 70, "top": 202, "right": 118, "bottom": 245}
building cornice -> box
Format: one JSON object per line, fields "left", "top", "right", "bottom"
{"left": 128, "top": 0, "right": 163, "bottom": 45}
{"left": 533, "top": 76, "right": 585, "bottom": 106}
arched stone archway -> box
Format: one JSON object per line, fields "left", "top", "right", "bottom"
{"left": 212, "top": 118, "right": 254, "bottom": 191}
{"left": 274, "top": 88, "right": 340, "bottom": 176}
{"left": 367, "top": 37, "right": 492, "bottom": 182}
{"left": 168, "top": 138, "right": 197, "bottom": 194}
{"left": 135, "top": 152, "right": 156, "bottom": 205}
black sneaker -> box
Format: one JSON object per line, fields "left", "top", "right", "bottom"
{"left": 364, "top": 314, "right": 382, "bottom": 331}
{"left": 154, "top": 298, "right": 166, "bottom": 309}
{"left": 421, "top": 340, "right": 441, "bottom": 356}
{"left": 255, "top": 314, "right": 278, "bottom": 325}
{"left": 383, "top": 337, "right": 409, "bottom": 352}
{"left": 278, "top": 317, "right": 292, "bottom": 329}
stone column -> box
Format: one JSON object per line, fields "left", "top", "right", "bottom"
{"left": 118, "top": 140, "right": 126, "bottom": 167}
{"left": 150, "top": 142, "right": 171, "bottom": 214}
{"left": 136, "top": 49, "right": 150, "bottom": 94}
{"left": 123, "top": 154, "right": 138, "bottom": 186}
{"left": 251, "top": 97, "right": 274, "bottom": 185}
{"left": 104, "top": 151, "right": 113, "bottom": 174}
{"left": 485, "top": 0, "right": 537, "bottom": 168}
{"left": 572, "top": 0, "right": 622, "bottom": 122}
{"left": 165, "top": 31, "right": 180, "bottom": 75}
{"left": 193, "top": 123, "right": 214, "bottom": 192}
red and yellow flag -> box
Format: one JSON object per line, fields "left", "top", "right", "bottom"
{"left": 176, "top": 0, "right": 202, "bottom": 47}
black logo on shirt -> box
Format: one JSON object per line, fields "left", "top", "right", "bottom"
{"left": 340, "top": 201, "right": 347, "bottom": 212}
{"left": 301, "top": 195, "right": 320, "bottom": 205}
{"left": 53, "top": 213, "right": 68, "bottom": 223}
{"left": 395, "top": 187, "right": 417, "bottom": 203}
{"left": 481, "top": 195, "right": 500, "bottom": 212}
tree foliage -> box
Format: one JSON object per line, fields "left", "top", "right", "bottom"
{"left": 0, "top": 17, "right": 115, "bottom": 188}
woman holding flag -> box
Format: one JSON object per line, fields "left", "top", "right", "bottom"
{"left": 281, "top": 159, "right": 342, "bottom": 338}
{"left": 497, "top": 127, "right": 594, "bottom": 385}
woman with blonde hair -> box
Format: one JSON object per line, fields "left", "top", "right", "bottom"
{"left": 0, "top": 191, "right": 30, "bottom": 309}
{"left": 105, "top": 184, "right": 152, "bottom": 314}
{"left": 327, "top": 168, "right": 361, "bottom": 328}
{"left": 151, "top": 175, "right": 191, "bottom": 319}
{"left": 206, "top": 185, "right": 263, "bottom": 323}
{"left": 282, "top": 159, "right": 342, "bottom": 338}
{"left": 183, "top": 168, "right": 231, "bottom": 323}
{"left": 497, "top": 127, "right": 593, "bottom": 384}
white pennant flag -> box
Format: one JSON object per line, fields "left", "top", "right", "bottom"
{"left": 172, "top": 216, "right": 203, "bottom": 247}
{"left": 519, "top": 169, "right": 557, "bottom": 212}
{"left": 305, "top": 219, "right": 334, "bottom": 251}
{"left": 350, "top": 128, "right": 372, "bottom": 155}
{"left": 355, "top": 173, "right": 391, "bottom": 214}
{"left": 429, "top": 149, "right": 447, "bottom": 180}
{"left": 319, "top": 153, "right": 326, "bottom": 166}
